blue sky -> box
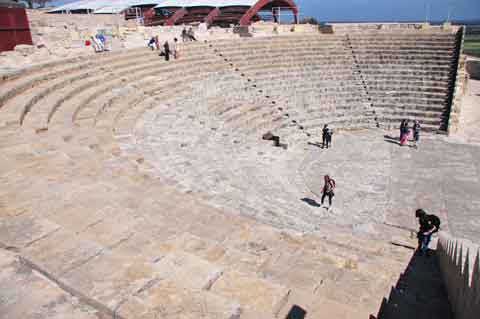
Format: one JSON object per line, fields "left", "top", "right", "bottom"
{"left": 51, "top": 0, "right": 480, "bottom": 22}
{"left": 296, "top": 0, "right": 480, "bottom": 22}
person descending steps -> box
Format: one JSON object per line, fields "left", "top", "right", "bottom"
{"left": 415, "top": 209, "right": 441, "bottom": 257}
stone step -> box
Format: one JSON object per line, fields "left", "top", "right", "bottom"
{"left": 0, "top": 52, "right": 164, "bottom": 127}
{"left": 0, "top": 249, "right": 101, "bottom": 319}
{"left": 22, "top": 56, "right": 166, "bottom": 130}
{"left": 0, "top": 48, "right": 149, "bottom": 110}
{"left": 0, "top": 47, "right": 145, "bottom": 85}
{"left": 47, "top": 57, "right": 225, "bottom": 130}
{"left": 3, "top": 169, "right": 404, "bottom": 318}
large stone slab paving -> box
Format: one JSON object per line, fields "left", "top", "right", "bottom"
{"left": 23, "top": 228, "right": 104, "bottom": 276}
{"left": 211, "top": 270, "right": 290, "bottom": 315}
{"left": 387, "top": 135, "right": 480, "bottom": 243}
{"left": 59, "top": 250, "right": 159, "bottom": 311}
{"left": 153, "top": 251, "right": 224, "bottom": 291}
{"left": 277, "top": 289, "right": 371, "bottom": 319}
{"left": 0, "top": 249, "right": 102, "bottom": 319}
{"left": 0, "top": 214, "right": 61, "bottom": 248}
{"left": 116, "top": 278, "right": 242, "bottom": 319}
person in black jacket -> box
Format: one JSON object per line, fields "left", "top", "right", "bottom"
{"left": 163, "top": 40, "right": 170, "bottom": 61}
{"left": 416, "top": 209, "right": 441, "bottom": 256}
{"left": 322, "top": 125, "right": 333, "bottom": 149}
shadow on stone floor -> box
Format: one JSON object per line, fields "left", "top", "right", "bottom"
{"left": 373, "top": 249, "right": 453, "bottom": 319}
{"left": 384, "top": 135, "right": 401, "bottom": 145}
{"left": 301, "top": 197, "right": 322, "bottom": 207}
{"left": 307, "top": 141, "right": 323, "bottom": 148}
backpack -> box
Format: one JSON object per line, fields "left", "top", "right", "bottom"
{"left": 428, "top": 214, "right": 441, "bottom": 233}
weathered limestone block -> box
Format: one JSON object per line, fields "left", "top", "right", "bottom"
{"left": 154, "top": 251, "right": 224, "bottom": 291}
{"left": 0, "top": 214, "right": 61, "bottom": 248}
{"left": 23, "top": 228, "right": 104, "bottom": 275}
{"left": 61, "top": 250, "right": 157, "bottom": 310}
{"left": 0, "top": 250, "right": 99, "bottom": 319}
{"left": 117, "top": 278, "right": 241, "bottom": 319}
{"left": 14, "top": 44, "right": 35, "bottom": 56}
{"left": 211, "top": 270, "right": 290, "bottom": 315}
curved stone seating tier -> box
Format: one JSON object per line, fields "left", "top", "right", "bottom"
{"left": 52, "top": 55, "right": 223, "bottom": 130}
{"left": 232, "top": 59, "right": 453, "bottom": 72}
{"left": 6, "top": 45, "right": 213, "bottom": 131}
{"left": 0, "top": 48, "right": 147, "bottom": 110}
{"left": 23, "top": 56, "right": 166, "bottom": 130}
{"left": 207, "top": 33, "right": 457, "bottom": 134}
{"left": 255, "top": 74, "right": 449, "bottom": 91}
{"left": 0, "top": 47, "right": 146, "bottom": 84}
{"left": 0, "top": 31, "right": 458, "bottom": 141}
{"left": 1, "top": 50, "right": 164, "bottom": 127}
{"left": 351, "top": 49, "right": 453, "bottom": 57}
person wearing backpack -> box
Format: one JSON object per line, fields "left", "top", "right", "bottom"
{"left": 415, "top": 209, "right": 441, "bottom": 256}
{"left": 321, "top": 175, "right": 336, "bottom": 211}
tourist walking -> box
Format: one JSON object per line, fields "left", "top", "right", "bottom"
{"left": 320, "top": 175, "right": 336, "bottom": 211}
{"left": 187, "top": 27, "right": 197, "bottom": 41}
{"left": 322, "top": 124, "right": 328, "bottom": 148}
{"left": 415, "top": 209, "right": 441, "bottom": 256}
{"left": 182, "top": 27, "right": 188, "bottom": 42}
{"left": 172, "top": 38, "right": 179, "bottom": 59}
{"left": 147, "top": 37, "right": 156, "bottom": 50}
{"left": 413, "top": 120, "right": 421, "bottom": 148}
{"left": 399, "top": 119, "right": 406, "bottom": 140}
{"left": 400, "top": 120, "right": 410, "bottom": 146}
{"left": 161, "top": 40, "right": 170, "bottom": 61}
{"left": 322, "top": 125, "right": 333, "bottom": 149}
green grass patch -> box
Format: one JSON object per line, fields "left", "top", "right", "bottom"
{"left": 464, "top": 37, "right": 480, "bottom": 57}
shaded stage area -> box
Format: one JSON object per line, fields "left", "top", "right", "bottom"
{"left": 375, "top": 249, "right": 453, "bottom": 319}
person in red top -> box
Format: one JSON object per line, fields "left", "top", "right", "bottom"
{"left": 321, "top": 175, "right": 336, "bottom": 211}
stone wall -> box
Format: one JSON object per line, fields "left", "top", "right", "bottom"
{"left": 448, "top": 27, "right": 467, "bottom": 135}
{"left": 329, "top": 22, "right": 461, "bottom": 34}
{"left": 437, "top": 232, "right": 480, "bottom": 319}
{"left": 466, "top": 60, "right": 480, "bottom": 80}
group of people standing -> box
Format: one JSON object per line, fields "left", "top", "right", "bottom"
{"left": 148, "top": 36, "right": 179, "bottom": 61}
{"left": 181, "top": 27, "right": 197, "bottom": 42}
{"left": 147, "top": 27, "right": 197, "bottom": 61}
{"left": 400, "top": 119, "right": 421, "bottom": 148}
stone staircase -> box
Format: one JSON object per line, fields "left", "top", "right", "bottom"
{"left": 376, "top": 251, "right": 453, "bottom": 319}
{"left": 0, "top": 135, "right": 412, "bottom": 318}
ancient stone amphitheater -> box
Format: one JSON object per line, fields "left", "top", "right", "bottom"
{"left": 2, "top": 25, "right": 478, "bottom": 319}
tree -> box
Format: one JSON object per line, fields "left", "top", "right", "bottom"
{"left": 300, "top": 17, "right": 320, "bottom": 25}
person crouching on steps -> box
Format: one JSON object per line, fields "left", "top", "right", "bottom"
{"left": 321, "top": 175, "right": 336, "bottom": 211}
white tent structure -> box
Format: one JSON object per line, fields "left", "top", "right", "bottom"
{"left": 47, "top": 0, "right": 299, "bottom": 26}
{"left": 48, "top": 0, "right": 162, "bottom": 14}
{"left": 154, "top": 0, "right": 257, "bottom": 7}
